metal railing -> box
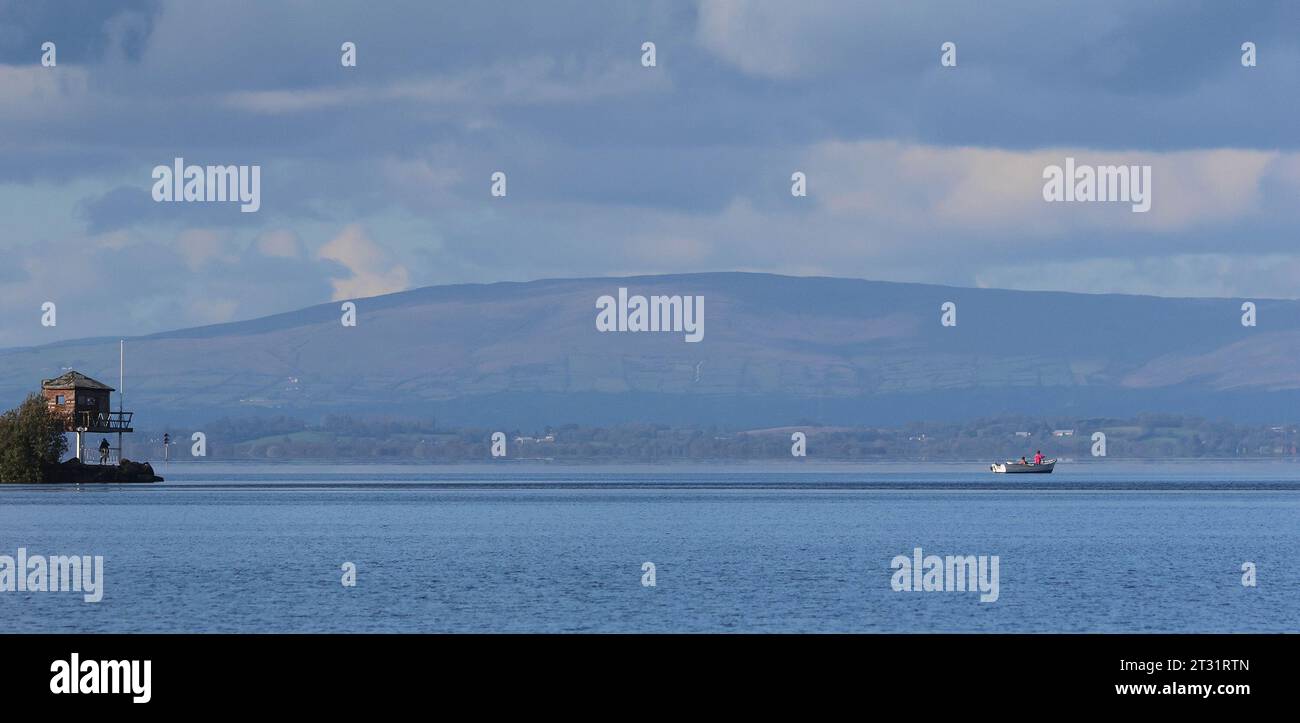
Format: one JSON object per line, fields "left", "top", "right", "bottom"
{"left": 74, "top": 410, "right": 134, "bottom": 432}
{"left": 84, "top": 448, "right": 122, "bottom": 465}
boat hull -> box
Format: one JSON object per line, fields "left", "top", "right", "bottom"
{"left": 990, "top": 460, "right": 1055, "bottom": 474}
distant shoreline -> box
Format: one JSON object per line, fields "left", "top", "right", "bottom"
{"left": 134, "top": 457, "right": 1300, "bottom": 468}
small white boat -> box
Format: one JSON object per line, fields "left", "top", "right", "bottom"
{"left": 990, "top": 459, "right": 1056, "bottom": 474}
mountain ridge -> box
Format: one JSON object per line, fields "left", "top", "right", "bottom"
{"left": 11, "top": 270, "right": 1290, "bottom": 352}
{"left": 3, "top": 272, "right": 1297, "bottom": 427}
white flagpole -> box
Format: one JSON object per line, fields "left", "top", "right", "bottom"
{"left": 119, "top": 340, "right": 124, "bottom": 463}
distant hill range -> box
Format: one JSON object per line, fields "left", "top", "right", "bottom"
{"left": 2, "top": 273, "right": 1298, "bottom": 427}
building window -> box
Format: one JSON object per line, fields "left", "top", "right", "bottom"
{"left": 55, "top": 395, "right": 64, "bottom": 405}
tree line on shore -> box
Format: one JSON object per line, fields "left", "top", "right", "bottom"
{"left": 117, "top": 413, "right": 1299, "bottom": 462}
{"left": 9, "top": 396, "right": 1292, "bottom": 477}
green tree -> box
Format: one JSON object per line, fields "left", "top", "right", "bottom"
{"left": 0, "top": 394, "right": 70, "bottom": 483}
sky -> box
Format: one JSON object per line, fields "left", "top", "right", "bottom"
{"left": 1, "top": 0, "right": 1298, "bottom": 347}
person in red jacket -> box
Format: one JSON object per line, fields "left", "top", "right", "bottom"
{"left": 1033, "top": 450, "right": 1044, "bottom": 465}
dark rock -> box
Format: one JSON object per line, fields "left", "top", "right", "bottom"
{"left": 42, "top": 458, "right": 163, "bottom": 484}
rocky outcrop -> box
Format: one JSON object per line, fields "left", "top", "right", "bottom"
{"left": 42, "top": 458, "right": 162, "bottom": 484}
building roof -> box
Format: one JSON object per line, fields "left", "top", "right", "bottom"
{"left": 41, "top": 371, "right": 115, "bottom": 392}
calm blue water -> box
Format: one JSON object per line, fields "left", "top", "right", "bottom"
{"left": 1, "top": 461, "right": 1297, "bottom": 632}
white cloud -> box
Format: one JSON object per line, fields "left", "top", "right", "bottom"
{"left": 695, "top": 0, "right": 820, "bottom": 79}
{"left": 317, "top": 224, "right": 410, "bottom": 301}
{"left": 0, "top": 64, "right": 90, "bottom": 121}
{"left": 176, "top": 229, "right": 236, "bottom": 270}
{"left": 807, "top": 140, "right": 1287, "bottom": 233}
{"left": 256, "top": 229, "right": 302, "bottom": 259}
{"left": 223, "top": 57, "right": 670, "bottom": 115}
